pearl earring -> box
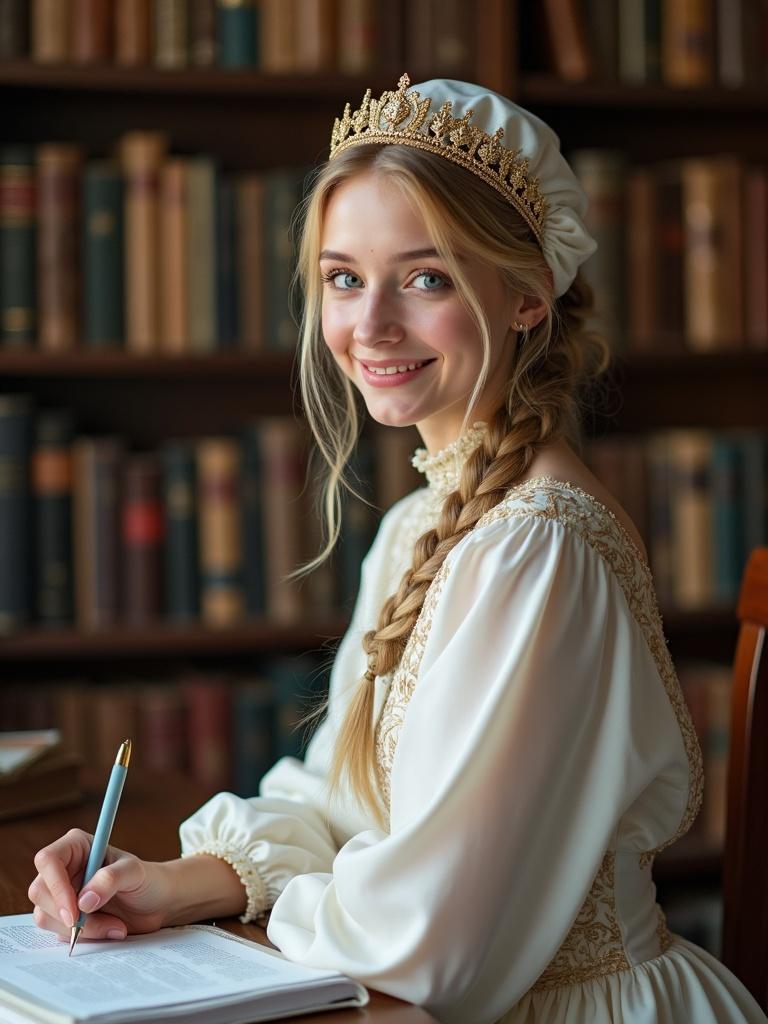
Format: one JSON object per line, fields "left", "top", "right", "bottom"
{"left": 513, "top": 321, "right": 528, "bottom": 332}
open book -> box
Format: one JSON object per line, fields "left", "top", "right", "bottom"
{"left": 0, "top": 914, "right": 368, "bottom": 1023}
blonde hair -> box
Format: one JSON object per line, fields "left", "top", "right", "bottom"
{"left": 291, "top": 143, "right": 611, "bottom": 820}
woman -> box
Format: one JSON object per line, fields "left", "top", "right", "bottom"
{"left": 29, "top": 75, "right": 767, "bottom": 1023}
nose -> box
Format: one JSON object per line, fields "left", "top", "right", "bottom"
{"left": 352, "top": 290, "right": 405, "bottom": 349}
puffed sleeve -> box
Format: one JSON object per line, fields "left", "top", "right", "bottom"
{"left": 178, "top": 490, "right": 424, "bottom": 922}
{"left": 265, "top": 515, "right": 690, "bottom": 1023}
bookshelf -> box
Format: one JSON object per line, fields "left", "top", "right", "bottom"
{"left": 1, "top": 0, "right": 765, "bottom": 923}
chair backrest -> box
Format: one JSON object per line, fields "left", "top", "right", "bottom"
{"left": 722, "top": 547, "right": 768, "bottom": 1011}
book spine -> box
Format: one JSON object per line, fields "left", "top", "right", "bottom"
{"left": 711, "top": 436, "right": 745, "bottom": 606}
{"left": 269, "top": 654, "right": 327, "bottom": 760}
{"left": 668, "top": 430, "right": 715, "bottom": 610}
{"left": 259, "top": 418, "right": 306, "bottom": 623}
{"left": 0, "top": 0, "right": 29, "bottom": 59}
{"left": 70, "top": 0, "right": 113, "bottom": 63}
{"left": 83, "top": 160, "right": 124, "bottom": 348}
{"left": 662, "top": 0, "right": 714, "bottom": 87}
{"left": 186, "top": 157, "right": 218, "bottom": 353}
{"left": 259, "top": 0, "right": 296, "bottom": 71}
{"left": 0, "top": 395, "right": 32, "bottom": 633}
{"left": 744, "top": 167, "right": 768, "bottom": 349}
{"left": 154, "top": 0, "right": 188, "bottom": 68}
{"left": 32, "top": 410, "right": 74, "bottom": 627}
{"left": 32, "top": 0, "right": 70, "bottom": 62}
{"left": 264, "top": 171, "right": 300, "bottom": 351}
{"left": 159, "top": 158, "right": 189, "bottom": 354}
{"left": 235, "top": 174, "right": 265, "bottom": 351}
{"left": 337, "top": 0, "right": 377, "bottom": 74}
{"left": 92, "top": 686, "right": 138, "bottom": 770}
{"left": 216, "top": 0, "right": 258, "bottom": 68}
{"left": 0, "top": 146, "right": 36, "bottom": 349}
{"left": 233, "top": 678, "right": 275, "bottom": 795}
{"left": 162, "top": 442, "right": 200, "bottom": 622}
{"left": 184, "top": 674, "right": 233, "bottom": 791}
{"left": 241, "top": 425, "right": 266, "bottom": 617}
{"left": 654, "top": 161, "right": 686, "bottom": 348}
{"left": 197, "top": 438, "right": 245, "bottom": 627}
{"left": 339, "top": 435, "right": 378, "bottom": 611}
{"left": 295, "top": 0, "right": 336, "bottom": 71}
{"left": 190, "top": 0, "right": 217, "bottom": 67}
{"left": 122, "top": 453, "right": 165, "bottom": 624}
{"left": 120, "top": 131, "right": 168, "bottom": 354}
{"left": 626, "top": 167, "right": 657, "bottom": 351}
{"left": 139, "top": 685, "right": 187, "bottom": 772}
{"left": 73, "top": 438, "right": 123, "bottom": 630}
{"left": 37, "top": 143, "right": 82, "bottom": 352}
{"left": 432, "top": 0, "right": 474, "bottom": 77}
{"left": 541, "top": 0, "right": 595, "bottom": 81}
{"left": 216, "top": 175, "right": 239, "bottom": 349}
{"left": 739, "top": 434, "right": 768, "bottom": 554}
{"left": 114, "top": 0, "right": 152, "bottom": 65}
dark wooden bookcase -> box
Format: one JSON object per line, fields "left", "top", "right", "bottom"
{"left": 1, "top": 0, "right": 766, "bottom": 890}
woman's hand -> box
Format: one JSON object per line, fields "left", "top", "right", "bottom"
{"left": 28, "top": 828, "right": 172, "bottom": 941}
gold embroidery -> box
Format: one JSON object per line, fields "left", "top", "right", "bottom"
{"left": 531, "top": 852, "right": 629, "bottom": 991}
{"left": 656, "top": 902, "right": 674, "bottom": 954}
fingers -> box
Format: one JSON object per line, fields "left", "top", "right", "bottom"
{"left": 32, "top": 828, "right": 92, "bottom": 930}
{"left": 76, "top": 854, "right": 146, "bottom": 913}
{"left": 31, "top": 903, "right": 127, "bottom": 942}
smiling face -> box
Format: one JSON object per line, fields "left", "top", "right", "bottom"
{"left": 319, "top": 170, "right": 519, "bottom": 454}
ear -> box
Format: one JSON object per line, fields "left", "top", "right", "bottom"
{"left": 511, "top": 293, "right": 548, "bottom": 332}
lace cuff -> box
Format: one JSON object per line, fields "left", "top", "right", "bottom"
{"left": 182, "top": 842, "right": 268, "bottom": 924}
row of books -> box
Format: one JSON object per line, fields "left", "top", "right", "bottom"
{"left": 0, "top": 136, "right": 308, "bottom": 354}
{"left": 0, "top": 0, "right": 474, "bottom": 78}
{"left": 0, "top": 658, "right": 331, "bottom": 796}
{"left": 677, "top": 660, "right": 732, "bottom": 849}
{"left": 586, "top": 429, "right": 766, "bottom": 612}
{"left": 0, "top": 655, "right": 732, "bottom": 829}
{"left": 529, "top": 0, "right": 768, "bottom": 88}
{"left": 570, "top": 151, "right": 768, "bottom": 353}
{"left": 0, "top": 394, "right": 421, "bottom": 633}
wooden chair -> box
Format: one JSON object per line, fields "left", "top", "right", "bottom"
{"left": 722, "top": 547, "right": 768, "bottom": 1011}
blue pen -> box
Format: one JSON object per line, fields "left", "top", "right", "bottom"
{"left": 69, "top": 739, "right": 132, "bottom": 956}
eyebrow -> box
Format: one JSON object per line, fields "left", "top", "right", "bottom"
{"left": 318, "top": 247, "right": 448, "bottom": 263}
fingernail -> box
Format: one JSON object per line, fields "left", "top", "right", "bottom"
{"left": 106, "top": 928, "right": 125, "bottom": 940}
{"left": 78, "top": 891, "right": 99, "bottom": 913}
{"left": 59, "top": 907, "right": 73, "bottom": 928}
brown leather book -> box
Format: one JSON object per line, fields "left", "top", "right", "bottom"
{"left": 236, "top": 174, "right": 266, "bottom": 351}
{"left": 667, "top": 429, "right": 715, "bottom": 610}
{"left": 0, "top": 0, "right": 29, "bottom": 60}
{"left": 138, "top": 684, "right": 187, "bottom": 773}
{"left": 541, "top": 0, "right": 596, "bottom": 82}
{"left": 295, "top": 0, "right": 337, "bottom": 70}
{"left": 159, "top": 158, "right": 189, "bottom": 354}
{"left": 626, "top": 166, "right": 659, "bottom": 352}
{"left": 120, "top": 131, "right": 169, "bottom": 354}
{"left": 122, "top": 453, "right": 165, "bottom": 625}
{"left": 70, "top": 0, "right": 113, "bottom": 63}
{"left": 681, "top": 156, "right": 744, "bottom": 351}
{"left": 186, "top": 157, "right": 217, "bottom": 353}
{"left": 0, "top": 740, "right": 83, "bottom": 821}
{"left": 183, "top": 673, "right": 233, "bottom": 793}
{"left": 662, "top": 0, "right": 714, "bottom": 87}
{"left": 189, "top": 0, "right": 216, "bottom": 67}
{"left": 32, "top": 0, "right": 70, "bottom": 63}
{"left": 197, "top": 438, "right": 245, "bottom": 627}
{"left": 653, "top": 160, "right": 686, "bottom": 351}
{"left": 115, "top": 0, "right": 152, "bottom": 66}
{"left": 259, "top": 0, "right": 296, "bottom": 71}
{"left": 259, "top": 417, "right": 307, "bottom": 624}
{"left": 337, "top": 0, "right": 377, "bottom": 74}
{"left": 72, "top": 437, "right": 124, "bottom": 631}
{"left": 91, "top": 686, "right": 139, "bottom": 771}
{"left": 745, "top": 166, "right": 768, "bottom": 350}
{"left": 37, "top": 143, "right": 82, "bottom": 351}
{"left": 154, "top": 0, "right": 188, "bottom": 68}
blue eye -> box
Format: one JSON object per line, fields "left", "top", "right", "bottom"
{"left": 413, "top": 271, "right": 448, "bottom": 291}
{"left": 323, "top": 270, "right": 362, "bottom": 289}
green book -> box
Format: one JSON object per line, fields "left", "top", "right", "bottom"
{"left": 83, "top": 160, "right": 124, "bottom": 348}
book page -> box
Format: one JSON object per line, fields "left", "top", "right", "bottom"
{"left": 0, "top": 914, "right": 364, "bottom": 1022}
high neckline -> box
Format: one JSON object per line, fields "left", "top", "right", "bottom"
{"left": 411, "top": 422, "right": 488, "bottom": 498}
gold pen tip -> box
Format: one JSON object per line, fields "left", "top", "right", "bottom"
{"left": 116, "top": 739, "right": 132, "bottom": 767}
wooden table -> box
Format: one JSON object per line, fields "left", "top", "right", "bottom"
{"left": 0, "top": 770, "right": 436, "bottom": 1023}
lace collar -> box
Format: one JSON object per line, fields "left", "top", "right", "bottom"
{"left": 411, "top": 422, "right": 488, "bottom": 499}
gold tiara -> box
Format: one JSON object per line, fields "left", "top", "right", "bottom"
{"left": 329, "top": 74, "right": 547, "bottom": 245}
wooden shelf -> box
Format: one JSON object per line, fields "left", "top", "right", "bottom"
{"left": 0, "top": 61, "right": 393, "bottom": 99}
{"left": 519, "top": 74, "right": 768, "bottom": 112}
{"left": 0, "top": 619, "right": 348, "bottom": 660}
{"left": 0, "top": 350, "right": 295, "bottom": 379}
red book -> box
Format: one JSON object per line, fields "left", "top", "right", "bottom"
{"left": 183, "top": 673, "right": 233, "bottom": 793}
{"left": 122, "top": 453, "right": 165, "bottom": 624}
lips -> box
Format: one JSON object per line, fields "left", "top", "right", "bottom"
{"left": 358, "top": 358, "right": 437, "bottom": 387}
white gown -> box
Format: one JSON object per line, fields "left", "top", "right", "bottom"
{"left": 179, "top": 426, "right": 767, "bottom": 1024}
